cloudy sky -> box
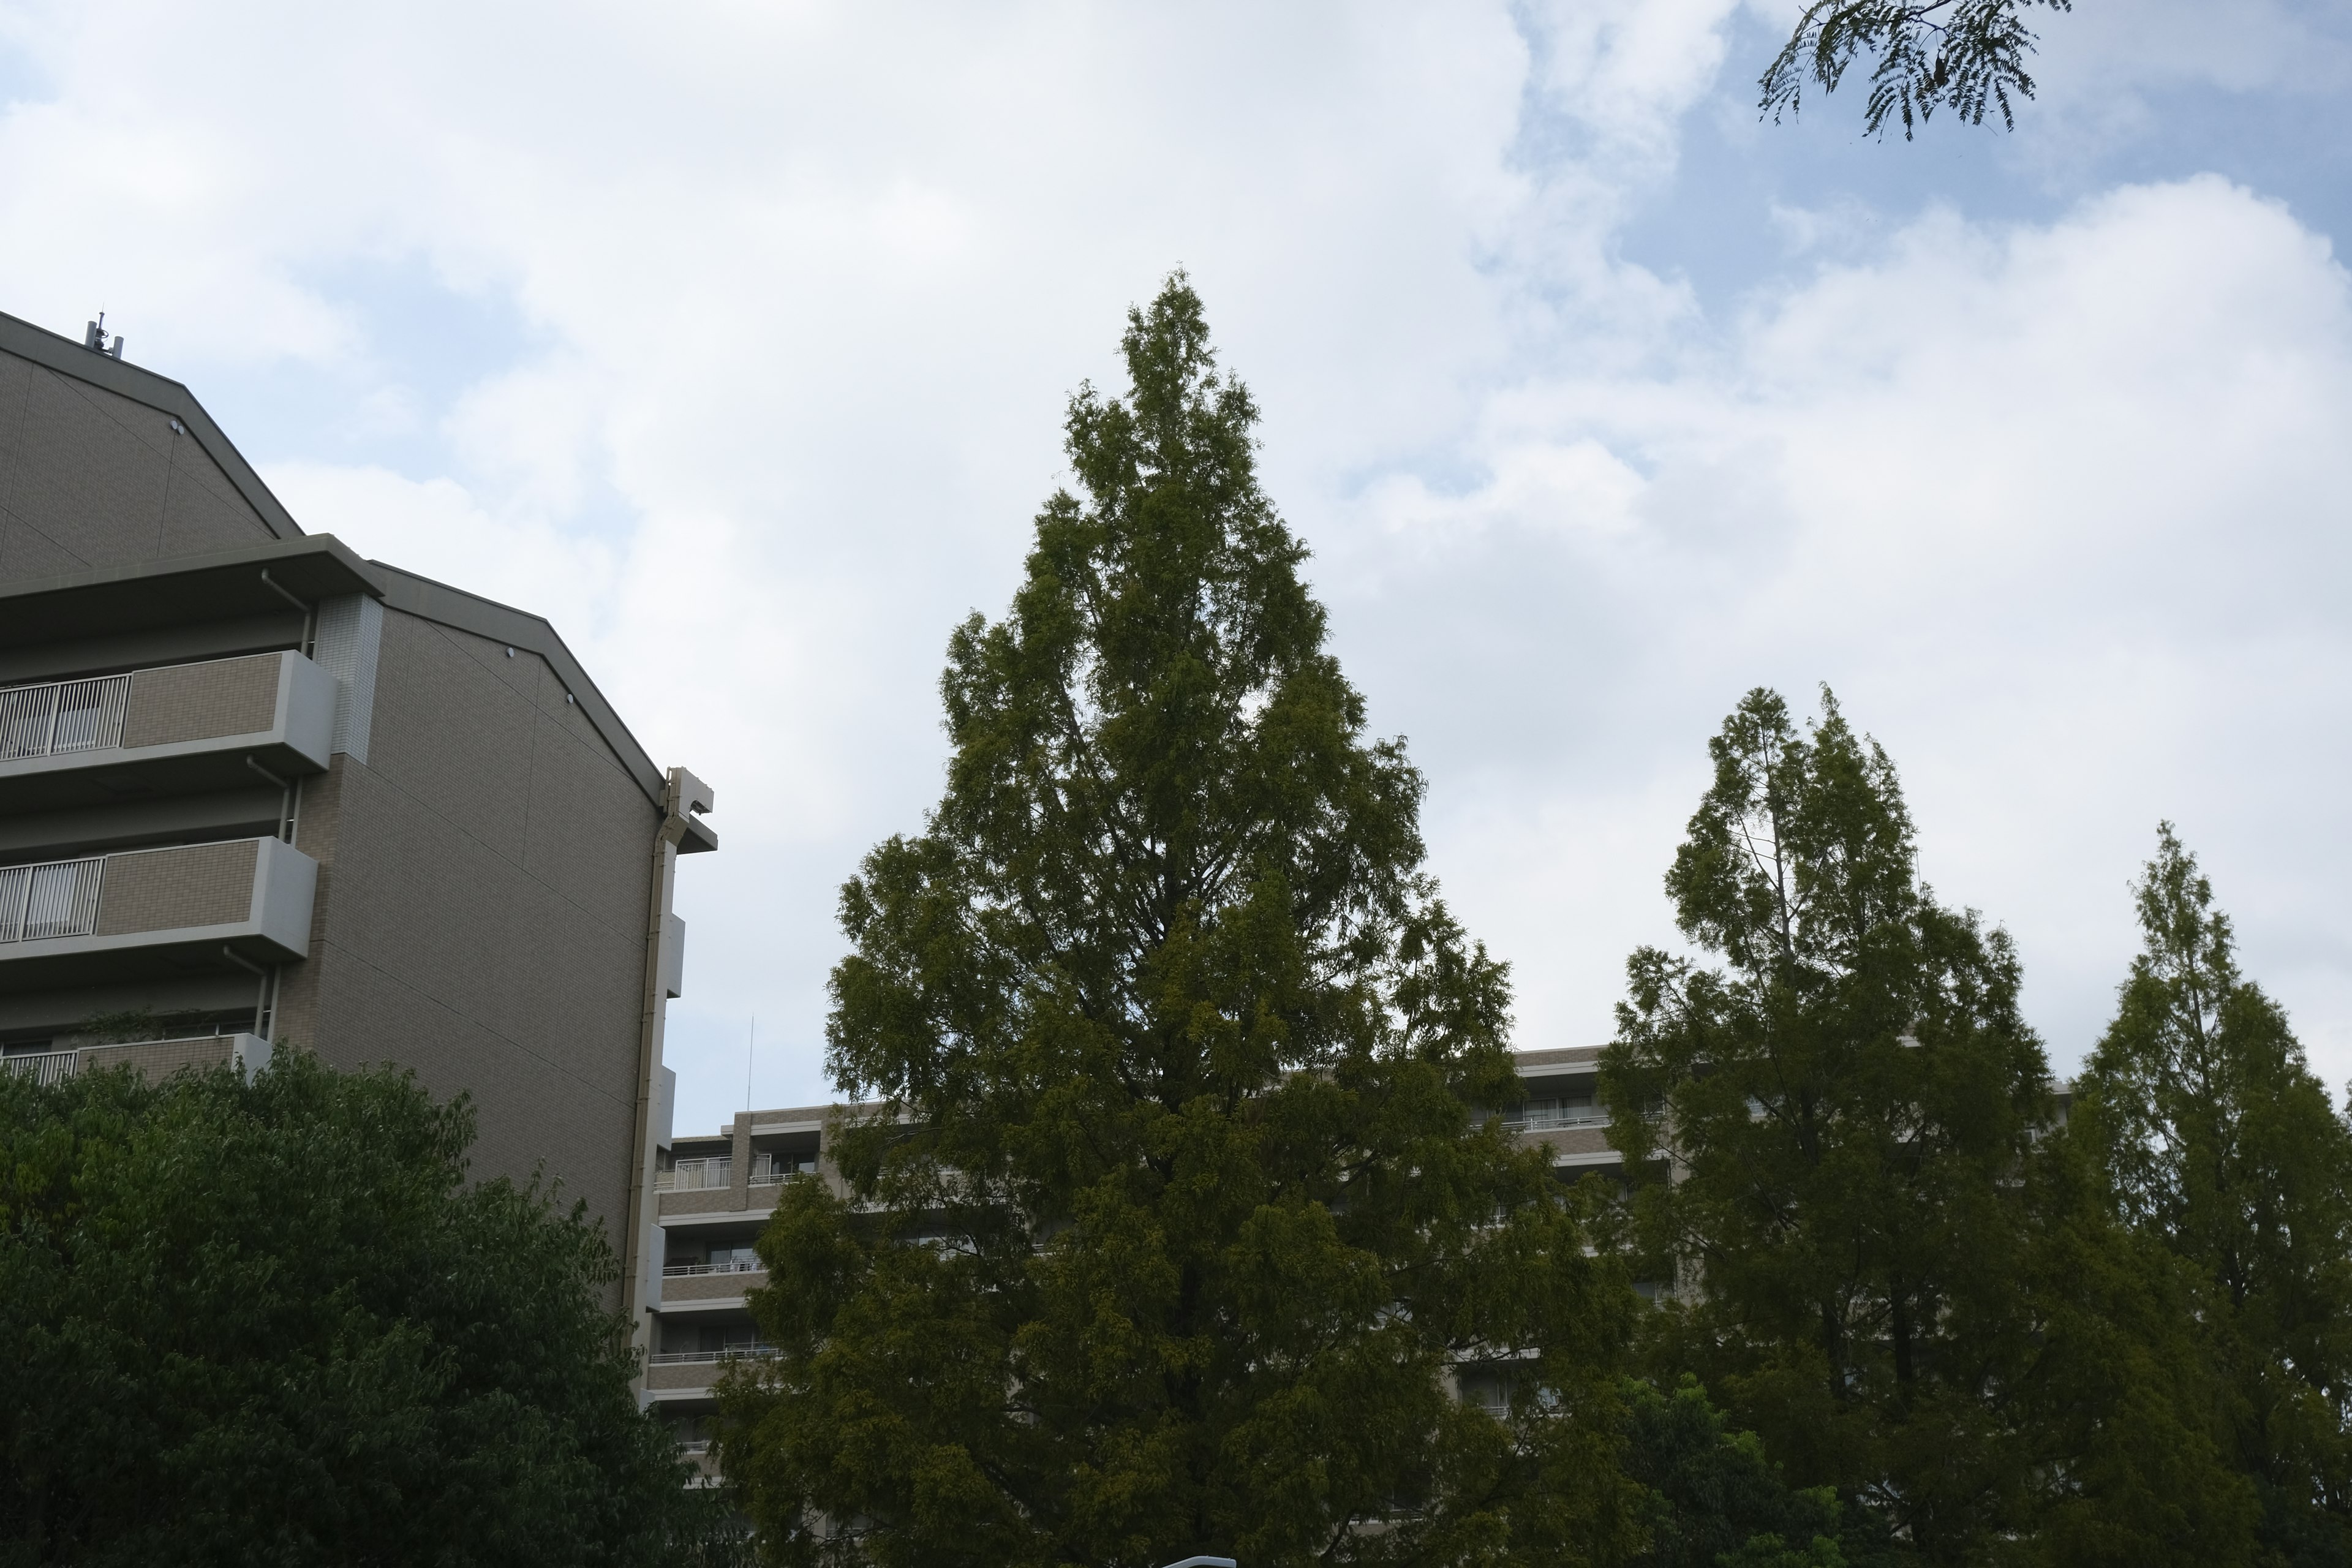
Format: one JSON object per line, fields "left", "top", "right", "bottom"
{"left": 4, "top": 1, "right": 2348, "bottom": 1133}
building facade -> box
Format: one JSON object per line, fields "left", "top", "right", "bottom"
{"left": 643, "top": 1047, "right": 1625, "bottom": 1471}
{"left": 0, "top": 307, "right": 712, "bottom": 1361}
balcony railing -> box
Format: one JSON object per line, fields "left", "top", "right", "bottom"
{"left": 657, "top": 1156, "right": 732, "bottom": 1192}
{"left": 655, "top": 1153, "right": 813, "bottom": 1191}
{"left": 1501, "top": 1099, "right": 1610, "bottom": 1133}
{"left": 0, "top": 1049, "right": 78, "bottom": 1087}
{"left": 663, "top": 1258, "right": 766, "bottom": 1278}
{"left": 0, "top": 674, "right": 130, "bottom": 761}
{"left": 751, "top": 1155, "right": 815, "bottom": 1186}
{"left": 648, "top": 1344, "right": 777, "bottom": 1366}
{"left": 0, "top": 1034, "right": 270, "bottom": 1086}
{"left": 0, "top": 857, "right": 104, "bottom": 944}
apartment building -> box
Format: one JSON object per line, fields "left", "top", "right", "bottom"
{"left": 0, "top": 307, "right": 712, "bottom": 1355}
{"left": 645, "top": 1105, "right": 831, "bottom": 1473}
{"left": 643, "top": 1047, "right": 1628, "bottom": 1470}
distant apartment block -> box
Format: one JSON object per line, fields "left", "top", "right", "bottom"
{"left": 646, "top": 1046, "right": 1623, "bottom": 1470}
{"left": 0, "top": 307, "right": 712, "bottom": 1365}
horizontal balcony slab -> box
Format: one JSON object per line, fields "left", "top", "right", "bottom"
{"left": 0, "top": 652, "right": 335, "bottom": 813}
{"left": 649, "top": 1295, "right": 752, "bottom": 1316}
{"left": 645, "top": 1352, "right": 774, "bottom": 1393}
{"left": 1, "top": 1032, "right": 271, "bottom": 1086}
{"left": 0, "top": 836, "right": 317, "bottom": 992}
{"left": 661, "top": 1268, "right": 766, "bottom": 1304}
{"left": 1518, "top": 1125, "right": 1615, "bottom": 1161}
{"left": 657, "top": 1186, "right": 781, "bottom": 1220}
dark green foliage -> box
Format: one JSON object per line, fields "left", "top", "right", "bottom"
{"left": 2075, "top": 827, "right": 2352, "bottom": 1563}
{"left": 720, "top": 277, "right": 1646, "bottom": 1567}
{"left": 1760, "top": 0, "right": 2073, "bottom": 138}
{"left": 1603, "top": 688, "right": 2254, "bottom": 1564}
{"left": 1619, "top": 1378, "right": 1852, "bottom": 1568}
{"left": 0, "top": 1050, "right": 694, "bottom": 1566}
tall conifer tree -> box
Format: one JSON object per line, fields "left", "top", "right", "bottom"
{"left": 1603, "top": 689, "right": 2253, "bottom": 1565}
{"left": 2076, "top": 827, "right": 2352, "bottom": 1562}
{"left": 720, "top": 279, "right": 1642, "bottom": 1568}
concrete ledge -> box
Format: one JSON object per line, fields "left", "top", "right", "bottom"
{"left": 0, "top": 837, "right": 316, "bottom": 992}
{"left": 662, "top": 1268, "right": 766, "bottom": 1303}
{"left": 657, "top": 1186, "right": 780, "bottom": 1219}
{"left": 0, "top": 652, "right": 336, "bottom": 814}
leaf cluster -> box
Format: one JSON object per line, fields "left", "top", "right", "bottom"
{"left": 1759, "top": 0, "right": 2075, "bottom": 138}
{"left": 0, "top": 1050, "right": 697, "bottom": 1566}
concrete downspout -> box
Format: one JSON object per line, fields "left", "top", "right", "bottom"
{"left": 622, "top": 765, "right": 712, "bottom": 1396}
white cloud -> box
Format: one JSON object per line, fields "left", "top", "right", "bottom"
{"left": 1364, "top": 175, "right": 2352, "bottom": 1081}
{"left": 1, "top": 1, "right": 2348, "bottom": 1131}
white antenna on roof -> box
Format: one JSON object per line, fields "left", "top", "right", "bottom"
{"left": 745, "top": 1016, "right": 756, "bottom": 1112}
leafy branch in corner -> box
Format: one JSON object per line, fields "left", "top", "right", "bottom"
{"left": 1761, "top": 0, "right": 2075, "bottom": 139}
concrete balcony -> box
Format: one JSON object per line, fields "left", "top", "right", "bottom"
{"left": 1, "top": 1031, "right": 272, "bottom": 1085}
{"left": 0, "top": 651, "right": 336, "bottom": 813}
{"left": 657, "top": 1183, "right": 783, "bottom": 1220}
{"left": 644, "top": 1346, "right": 775, "bottom": 1395}
{"left": 1520, "top": 1123, "right": 1616, "bottom": 1163}
{"left": 0, "top": 835, "right": 317, "bottom": 990}
{"left": 662, "top": 1263, "right": 767, "bottom": 1303}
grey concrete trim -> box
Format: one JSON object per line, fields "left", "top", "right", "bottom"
{"left": 311, "top": 595, "right": 383, "bottom": 762}
{"left": 233, "top": 1031, "right": 272, "bottom": 1077}
{"left": 1512, "top": 1045, "right": 1604, "bottom": 1072}
{"left": 641, "top": 1388, "right": 722, "bottom": 1406}
{"left": 657, "top": 1205, "right": 782, "bottom": 1232}
{"left": 660, "top": 913, "right": 685, "bottom": 1000}
{"left": 747, "top": 1114, "right": 834, "bottom": 1134}
{"left": 0, "top": 308, "right": 304, "bottom": 541}
{"left": 0, "top": 537, "right": 386, "bottom": 651}
{"left": 645, "top": 1295, "right": 753, "bottom": 1315}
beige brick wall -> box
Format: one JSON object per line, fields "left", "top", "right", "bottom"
{"left": 645, "top": 1362, "right": 721, "bottom": 1394}
{"left": 658, "top": 1188, "right": 777, "bottom": 1219}
{"left": 273, "top": 611, "right": 660, "bottom": 1257}
{"left": 80, "top": 1035, "right": 235, "bottom": 1077}
{"left": 1521, "top": 1125, "right": 1615, "bottom": 1162}
{"left": 0, "top": 347, "right": 279, "bottom": 586}
{"left": 121, "top": 654, "right": 280, "bottom": 748}
{"left": 96, "top": 839, "right": 256, "bottom": 935}
{"left": 662, "top": 1270, "right": 763, "bottom": 1303}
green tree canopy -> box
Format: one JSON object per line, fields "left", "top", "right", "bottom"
{"left": 719, "top": 277, "right": 1644, "bottom": 1567}
{"left": 0, "top": 1050, "right": 700, "bottom": 1566}
{"left": 1760, "top": 0, "right": 2074, "bottom": 138}
{"left": 1602, "top": 688, "right": 2252, "bottom": 1564}
{"left": 1618, "top": 1376, "right": 1851, "bottom": 1568}
{"left": 2075, "top": 826, "right": 2352, "bottom": 1562}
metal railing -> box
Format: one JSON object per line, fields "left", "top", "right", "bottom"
{"left": 0, "top": 856, "right": 105, "bottom": 944}
{"left": 0, "top": 674, "right": 130, "bottom": 761}
{"left": 656, "top": 1153, "right": 814, "bottom": 1191}
{"left": 648, "top": 1344, "right": 777, "bottom": 1366}
{"left": 655, "top": 1156, "right": 732, "bottom": 1192}
{"left": 748, "top": 1155, "right": 814, "bottom": 1186}
{"left": 0, "top": 1050, "right": 78, "bottom": 1087}
{"left": 1501, "top": 1099, "right": 1610, "bottom": 1133}
{"left": 663, "top": 1257, "right": 766, "bottom": 1278}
